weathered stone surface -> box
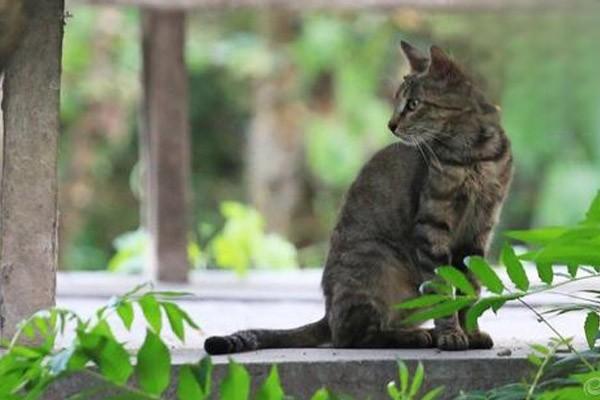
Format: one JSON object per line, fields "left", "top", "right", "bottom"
{"left": 42, "top": 348, "right": 533, "bottom": 400}
{"left": 0, "top": 0, "right": 63, "bottom": 340}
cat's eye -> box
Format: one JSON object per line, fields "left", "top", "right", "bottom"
{"left": 405, "top": 99, "right": 420, "bottom": 111}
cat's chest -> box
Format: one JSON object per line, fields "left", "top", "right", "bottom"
{"left": 429, "top": 163, "right": 500, "bottom": 204}
{"left": 427, "top": 163, "right": 501, "bottom": 236}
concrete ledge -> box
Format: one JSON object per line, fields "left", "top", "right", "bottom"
{"left": 43, "top": 348, "right": 533, "bottom": 400}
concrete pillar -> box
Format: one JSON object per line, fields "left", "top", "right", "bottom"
{"left": 0, "top": 0, "right": 64, "bottom": 340}
{"left": 140, "top": 10, "right": 191, "bottom": 283}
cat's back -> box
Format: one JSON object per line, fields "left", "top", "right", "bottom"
{"left": 331, "top": 142, "right": 425, "bottom": 245}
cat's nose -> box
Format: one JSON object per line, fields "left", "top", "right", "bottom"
{"left": 388, "top": 120, "right": 398, "bottom": 132}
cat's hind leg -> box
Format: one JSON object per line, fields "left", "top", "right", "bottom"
{"left": 329, "top": 301, "right": 433, "bottom": 349}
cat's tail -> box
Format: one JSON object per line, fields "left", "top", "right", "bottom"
{"left": 204, "top": 317, "right": 330, "bottom": 355}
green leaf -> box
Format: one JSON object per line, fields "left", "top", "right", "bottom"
{"left": 421, "top": 386, "right": 444, "bottom": 400}
{"left": 66, "top": 349, "right": 89, "bottom": 371}
{"left": 536, "top": 262, "right": 554, "bottom": 285}
{"left": 395, "top": 295, "right": 449, "bottom": 310}
{"left": 193, "top": 356, "right": 213, "bottom": 396}
{"left": 584, "top": 312, "right": 599, "bottom": 349}
{"left": 530, "top": 344, "right": 549, "bottom": 355}
{"left": 403, "top": 298, "right": 473, "bottom": 326}
{"left": 408, "top": 362, "right": 424, "bottom": 397}
{"left": 584, "top": 191, "right": 600, "bottom": 223}
{"left": 178, "top": 365, "right": 205, "bottom": 400}
{"left": 528, "top": 354, "right": 542, "bottom": 366}
{"left": 536, "top": 244, "right": 600, "bottom": 267}
{"left": 398, "top": 360, "right": 409, "bottom": 394}
{"left": 465, "top": 294, "right": 520, "bottom": 331}
{"left": 464, "top": 300, "right": 493, "bottom": 333}
{"left": 311, "top": 388, "right": 332, "bottom": 400}
{"left": 78, "top": 332, "right": 133, "bottom": 385}
{"left": 257, "top": 365, "right": 285, "bottom": 400}
{"left": 418, "top": 280, "right": 453, "bottom": 296}
{"left": 220, "top": 360, "right": 250, "bottom": 400}
{"left": 386, "top": 382, "right": 400, "bottom": 400}
{"left": 567, "top": 264, "right": 578, "bottom": 278}
{"left": 504, "top": 227, "right": 568, "bottom": 245}
{"left": 136, "top": 329, "right": 171, "bottom": 396}
{"left": 90, "top": 319, "right": 114, "bottom": 340}
{"left": 116, "top": 301, "right": 134, "bottom": 331}
{"left": 436, "top": 266, "right": 476, "bottom": 296}
{"left": 138, "top": 295, "right": 162, "bottom": 334}
{"left": 467, "top": 257, "right": 504, "bottom": 294}
{"left": 162, "top": 302, "right": 185, "bottom": 342}
{"left": 501, "top": 244, "right": 529, "bottom": 291}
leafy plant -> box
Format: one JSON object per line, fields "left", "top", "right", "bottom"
{"left": 387, "top": 361, "right": 444, "bottom": 400}
{"left": 208, "top": 202, "right": 299, "bottom": 275}
{"left": 108, "top": 202, "right": 299, "bottom": 276}
{"left": 107, "top": 229, "right": 204, "bottom": 273}
{"left": 400, "top": 191, "right": 600, "bottom": 399}
{"left": 0, "top": 284, "right": 200, "bottom": 399}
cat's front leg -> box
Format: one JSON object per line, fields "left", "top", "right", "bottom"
{"left": 452, "top": 245, "right": 495, "bottom": 349}
{"left": 413, "top": 198, "right": 469, "bottom": 351}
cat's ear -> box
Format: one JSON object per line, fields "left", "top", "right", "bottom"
{"left": 400, "top": 40, "right": 429, "bottom": 73}
{"left": 427, "top": 45, "right": 464, "bottom": 83}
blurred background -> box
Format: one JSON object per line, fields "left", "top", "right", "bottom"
{"left": 59, "top": 4, "right": 600, "bottom": 274}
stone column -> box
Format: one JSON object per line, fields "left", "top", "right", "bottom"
{"left": 140, "top": 10, "right": 191, "bottom": 283}
{"left": 0, "top": 0, "right": 64, "bottom": 340}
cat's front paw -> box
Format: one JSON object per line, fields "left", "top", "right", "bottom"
{"left": 467, "top": 331, "right": 494, "bottom": 349}
{"left": 436, "top": 329, "right": 469, "bottom": 351}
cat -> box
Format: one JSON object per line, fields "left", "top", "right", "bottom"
{"left": 204, "top": 41, "right": 513, "bottom": 354}
{"left": 0, "top": 0, "right": 26, "bottom": 72}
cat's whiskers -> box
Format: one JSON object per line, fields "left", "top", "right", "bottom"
{"left": 422, "top": 140, "right": 443, "bottom": 172}
{"left": 412, "top": 137, "right": 432, "bottom": 170}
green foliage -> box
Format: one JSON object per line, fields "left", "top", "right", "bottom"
{"left": 387, "top": 361, "right": 443, "bottom": 400}
{"left": 60, "top": 8, "right": 600, "bottom": 271}
{"left": 584, "top": 312, "right": 599, "bottom": 350}
{"left": 209, "top": 202, "right": 299, "bottom": 275}
{"left": 466, "top": 256, "right": 504, "bottom": 295}
{"left": 177, "top": 357, "right": 213, "bottom": 400}
{"left": 220, "top": 360, "right": 251, "bottom": 400}
{"left": 436, "top": 266, "right": 476, "bottom": 296}
{"left": 501, "top": 243, "right": 529, "bottom": 291}
{"left": 136, "top": 330, "right": 171, "bottom": 396}
{"left": 107, "top": 202, "right": 299, "bottom": 276}
{"left": 295, "top": 15, "right": 395, "bottom": 190}
{"left": 400, "top": 192, "right": 600, "bottom": 399}
{"left": 0, "top": 284, "right": 202, "bottom": 400}
{"left": 256, "top": 366, "right": 285, "bottom": 400}
{"left": 107, "top": 229, "right": 204, "bottom": 274}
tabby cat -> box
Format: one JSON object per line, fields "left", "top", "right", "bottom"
{"left": 0, "top": 0, "right": 26, "bottom": 72}
{"left": 205, "top": 41, "right": 513, "bottom": 354}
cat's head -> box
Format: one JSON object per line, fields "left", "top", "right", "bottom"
{"left": 388, "top": 41, "right": 498, "bottom": 146}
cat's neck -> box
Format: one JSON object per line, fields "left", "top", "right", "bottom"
{"left": 430, "top": 121, "right": 507, "bottom": 167}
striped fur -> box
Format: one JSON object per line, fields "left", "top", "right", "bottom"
{"left": 205, "top": 42, "right": 513, "bottom": 354}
